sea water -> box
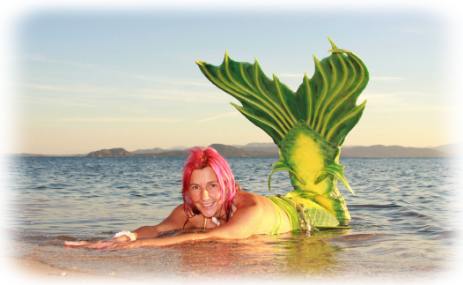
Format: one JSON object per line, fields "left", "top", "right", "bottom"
{"left": 3, "top": 157, "right": 462, "bottom": 282}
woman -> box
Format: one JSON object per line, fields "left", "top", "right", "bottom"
{"left": 65, "top": 147, "right": 301, "bottom": 250}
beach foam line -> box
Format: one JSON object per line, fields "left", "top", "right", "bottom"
{"left": 0, "top": 255, "right": 151, "bottom": 285}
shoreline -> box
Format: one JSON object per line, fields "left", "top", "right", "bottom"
{"left": 4, "top": 256, "right": 142, "bottom": 284}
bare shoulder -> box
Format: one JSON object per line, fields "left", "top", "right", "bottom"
{"left": 167, "top": 204, "right": 187, "bottom": 217}
{"left": 157, "top": 204, "right": 188, "bottom": 228}
{"left": 172, "top": 205, "right": 205, "bottom": 229}
{"left": 233, "top": 191, "right": 270, "bottom": 210}
{"left": 160, "top": 204, "right": 206, "bottom": 230}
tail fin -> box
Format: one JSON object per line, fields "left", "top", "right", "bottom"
{"left": 195, "top": 37, "right": 369, "bottom": 146}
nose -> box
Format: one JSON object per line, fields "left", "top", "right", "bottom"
{"left": 200, "top": 188, "right": 209, "bottom": 200}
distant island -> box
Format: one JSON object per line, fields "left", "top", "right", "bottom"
{"left": 87, "top": 142, "right": 463, "bottom": 158}
{"left": 86, "top": 144, "right": 279, "bottom": 158}
{"left": 12, "top": 142, "right": 462, "bottom": 158}
{"left": 340, "top": 145, "right": 452, "bottom": 158}
{"left": 87, "top": 148, "right": 135, "bottom": 157}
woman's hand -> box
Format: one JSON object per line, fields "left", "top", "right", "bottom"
{"left": 64, "top": 236, "right": 128, "bottom": 249}
{"left": 64, "top": 237, "right": 147, "bottom": 250}
{"left": 99, "top": 240, "right": 144, "bottom": 250}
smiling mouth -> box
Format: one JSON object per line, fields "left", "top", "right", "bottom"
{"left": 201, "top": 202, "right": 215, "bottom": 208}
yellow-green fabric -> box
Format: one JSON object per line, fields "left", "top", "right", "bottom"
{"left": 266, "top": 198, "right": 282, "bottom": 235}
{"left": 266, "top": 196, "right": 301, "bottom": 234}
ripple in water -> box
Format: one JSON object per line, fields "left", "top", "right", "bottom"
{"left": 5, "top": 157, "right": 461, "bottom": 280}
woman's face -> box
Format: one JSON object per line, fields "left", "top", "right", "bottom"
{"left": 188, "top": 166, "right": 224, "bottom": 218}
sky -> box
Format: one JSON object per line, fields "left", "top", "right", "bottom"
{"left": 2, "top": 1, "right": 463, "bottom": 155}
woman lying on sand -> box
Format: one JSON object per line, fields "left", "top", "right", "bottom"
{"left": 65, "top": 147, "right": 302, "bottom": 249}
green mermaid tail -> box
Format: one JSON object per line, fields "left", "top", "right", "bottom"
{"left": 196, "top": 38, "right": 369, "bottom": 228}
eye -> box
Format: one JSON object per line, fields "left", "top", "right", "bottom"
{"left": 190, "top": 185, "right": 200, "bottom": 191}
{"left": 208, "top": 183, "right": 220, "bottom": 192}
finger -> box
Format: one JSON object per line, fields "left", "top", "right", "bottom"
{"left": 101, "top": 244, "right": 119, "bottom": 250}
{"left": 96, "top": 242, "right": 114, "bottom": 249}
{"left": 102, "top": 242, "right": 133, "bottom": 250}
{"left": 64, "top": 241, "right": 88, "bottom": 246}
{"left": 65, "top": 241, "right": 104, "bottom": 249}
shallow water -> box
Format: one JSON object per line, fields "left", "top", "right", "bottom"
{"left": 4, "top": 157, "right": 462, "bottom": 281}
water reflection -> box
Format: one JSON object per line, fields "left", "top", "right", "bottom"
{"left": 159, "top": 229, "right": 352, "bottom": 278}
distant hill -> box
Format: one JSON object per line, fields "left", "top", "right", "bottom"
{"left": 10, "top": 142, "right": 462, "bottom": 158}
{"left": 237, "top": 142, "right": 279, "bottom": 155}
{"left": 81, "top": 143, "right": 463, "bottom": 158}
{"left": 209, "top": 144, "right": 278, "bottom": 158}
{"left": 135, "top": 144, "right": 279, "bottom": 158}
{"left": 208, "top": 144, "right": 249, "bottom": 157}
{"left": 86, "top": 148, "right": 134, "bottom": 157}
{"left": 145, "top": 150, "right": 190, "bottom": 158}
{"left": 131, "top": 147, "right": 165, "bottom": 155}
{"left": 340, "top": 145, "right": 450, "bottom": 158}
{"left": 432, "top": 142, "right": 463, "bottom": 154}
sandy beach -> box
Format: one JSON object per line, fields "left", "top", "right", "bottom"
{"left": 4, "top": 257, "right": 145, "bottom": 285}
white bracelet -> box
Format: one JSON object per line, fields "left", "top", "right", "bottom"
{"left": 114, "top": 230, "right": 136, "bottom": 241}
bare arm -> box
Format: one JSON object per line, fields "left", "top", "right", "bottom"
{"left": 105, "top": 197, "right": 267, "bottom": 249}
{"left": 132, "top": 205, "right": 188, "bottom": 239}
{"left": 64, "top": 204, "right": 187, "bottom": 248}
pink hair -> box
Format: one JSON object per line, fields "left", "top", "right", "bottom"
{"left": 182, "top": 147, "right": 238, "bottom": 222}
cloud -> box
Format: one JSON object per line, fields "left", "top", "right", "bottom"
{"left": 23, "top": 54, "right": 98, "bottom": 69}
{"left": 24, "top": 84, "right": 226, "bottom": 103}
{"left": 0, "top": 54, "right": 46, "bottom": 61}
{"left": 362, "top": 91, "right": 463, "bottom": 114}
{"left": 0, "top": 92, "right": 96, "bottom": 108}
{"left": 42, "top": 118, "right": 182, "bottom": 122}
{"left": 26, "top": 84, "right": 116, "bottom": 96}
{"left": 278, "top": 75, "right": 405, "bottom": 82}
{"left": 131, "top": 74, "right": 213, "bottom": 87}
{"left": 362, "top": 91, "right": 420, "bottom": 98}
{"left": 414, "top": 104, "right": 457, "bottom": 113}
{"left": 38, "top": 98, "right": 97, "bottom": 108}
{"left": 370, "top": 101, "right": 455, "bottom": 114}
{"left": 396, "top": 25, "right": 461, "bottom": 40}
{"left": 370, "top": 77, "right": 405, "bottom": 81}
{"left": 23, "top": 54, "right": 211, "bottom": 87}
{"left": 120, "top": 89, "right": 227, "bottom": 103}
{"left": 196, "top": 111, "right": 239, "bottom": 123}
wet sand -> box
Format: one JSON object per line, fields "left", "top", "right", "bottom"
{"left": 5, "top": 257, "right": 144, "bottom": 284}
